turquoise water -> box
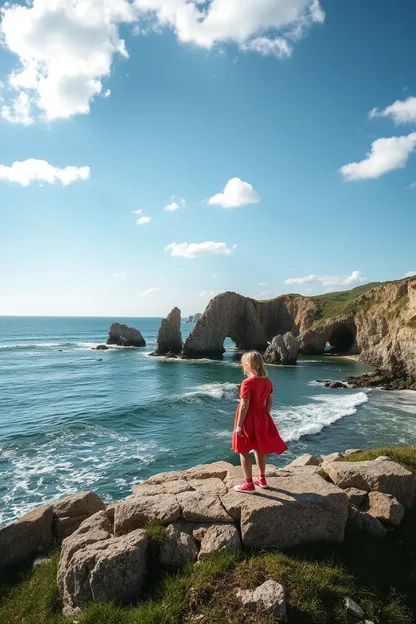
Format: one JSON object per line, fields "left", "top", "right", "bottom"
{"left": 1, "top": 316, "right": 415, "bottom": 526}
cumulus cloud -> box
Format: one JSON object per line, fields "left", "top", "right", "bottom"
{"left": 166, "top": 241, "right": 234, "bottom": 258}
{"left": 369, "top": 97, "right": 416, "bottom": 125}
{"left": 285, "top": 270, "right": 367, "bottom": 288}
{"left": 1, "top": 91, "right": 33, "bottom": 124}
{"left": 137, "top": 215, "right": 151, "bottom": 224}
{"left": 164, "top": 201, "right": 179, "bottom": 212}
{"left": 404, "top": 271, "right": 416, "bottom": 278}
{"left": 339, "top": 133, "right": 416, "bottom": 181}
{"left": 208, "top": 177, "right": 260, "bottom": 208}
{"left": 0, "top": 158, "right": 90, "bottom": 186}
{"left": 0, "top": 0, "right": 324, "bottom": 122}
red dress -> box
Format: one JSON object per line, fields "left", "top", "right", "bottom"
{"left": 232, "top": 376, "right": 288, "bottom": 455}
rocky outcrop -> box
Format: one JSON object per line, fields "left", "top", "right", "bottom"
{"left": 186, "top": 313, "right": 201, "bottom": 323}
{"left": 264, "top": 331, "right": 298, "bottom": 365}
{"left": 53, "top": 491, "right": 106, "bottom": 539}
{"left": 106, "top": 323, "right": 146, "bottom": 347}
{"left": 151, "top": 307, "right": 182, "bottom": 355}
{"left": 344, "top": 368, "right": 416, "bottom": 391}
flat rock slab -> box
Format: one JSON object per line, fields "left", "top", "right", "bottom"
{"left": 0, "top": 504, "right": 53, "bottom": 569}
{"left": 323, "top": 460, "right": 415, "bottom": 506}
{"left": 114, "top": 494, "right": 181, "bottom": 533}
{"left": 177, "top": 491, "right": 233, "bottom": 523}
{"left": 221, "top": 472, "right": 348, "bottom": 548}
{"left": 285, "top": 454, "right": 320, "bottom": 468}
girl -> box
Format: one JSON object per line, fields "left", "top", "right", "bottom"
{"left": 232, "top": 351, "right": 288, "bottom": 492}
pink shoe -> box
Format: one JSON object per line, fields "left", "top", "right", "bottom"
{"left": 233, "top": 481, "right": 255, "bottom": 493}
{"left": 254, "top": 476, "right": 268, "bottom": 489}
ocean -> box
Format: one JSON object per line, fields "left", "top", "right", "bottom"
{"left": 1, "top": 316, "right": 415, "bottom": 527}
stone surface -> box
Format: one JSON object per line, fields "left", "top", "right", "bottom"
{"left": 344, "top": 487, "right": 368, "bottom": 508}
{"left": 347, "top": 507, "right": 387, "bottom": 538}
{"left": 153, "top": 307, "right": 182, "bottom": 355}
{"left": 365, "top": 491, "right": 405, "bottom": 526}
{"left": 236, "top": 580, "right": 286, "bottom": 620}
{"left": 345, "top": 597, "right": 365, "bottom": 620}
{"left": 221, "top": 472, "right": 348, "bottom": 548}
{"left": 264, "top": 332, "right": 298, "bottom": 365}
{"left": 285, "top": 454, "right": 320, "bottom": 468}
{"left": 345, "top": 449, "right": 363, "bottom": 456}
{"left": 323, "top": 460, "right": 416, "bottom": 506}
{"left": 52, "top": 491, "right": 106, "bottom": 538}
{"left": 193, "top": 523, "right": 241, "bottom": 558}
{"left": 0, "top": 504, "right": 53, "bottom": 569}
{"left": 114, "top": 494, "right": 181, "bottom": 533}
{"left": 60, "top": 528, "right": 148, "bottom": 617}
{"left": 188, "top": 478, "right": 227, "bottom": 496}
{"left": 177, "top": 491, "right": 233, "bottom": 523}
{"left": 159, "top": 523, "right": 198, "bottom": 567}
{"left": 186, "top": 461, "right": 233, "bottom": 481}
{"left": 106, "top": 322, "right": 146, "bottom": 347}
{"left": 321, "top": 452, "right": 344, "bottom": 463}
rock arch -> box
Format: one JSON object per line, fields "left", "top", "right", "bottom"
{"left": 297, "top": 319, "right": 358, "bottom": 356}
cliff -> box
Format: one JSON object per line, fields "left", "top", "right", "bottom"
{"left": 182, "top": 278, "right": 416, "bottom": 381}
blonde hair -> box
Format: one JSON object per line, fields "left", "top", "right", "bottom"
{"left": 241, "top": 351, "right": 267, "bottom": 378}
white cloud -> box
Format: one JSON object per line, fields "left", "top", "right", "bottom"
{"left": 369, "top": 96, "right": 416, "bottom": 124}
{"left": 339, "top": 133, "right": 416, "bottom": 181}
{"left": 258, "top": 281, "right": 269, "bottom": 286}
{"left": 137, "top": 215, "right": 151, "bottom": 225}
{"left": 132, "top": 209, "right": 143, "bottom": 214}
{"left": 1, "top": 91, "right": 33, "bottom": 124}
{"left": 0, "top": 0, "right": 135, "bottom": 122}
{"left": 164, "top": 201, "right": 179, "bottom": 212}
{"left": 0, "top": 158, "right": 90, "bottom": 186}
{"left": 285, "top": 270, "right": 367, "bottom": 288}
{"left": 208, "top": 177, "right": 260, "bottom": 208}
{"left": 241, "top": 36, "right": 291, "bottom": 58}
{"left": 141, "top": 287, "right": 164, "bottom": 295}
{"left": 166, "top": 241, "right": 234, "bottom": 258}
{"left": 404, "top": 271, "right": 416, "bottom": 278}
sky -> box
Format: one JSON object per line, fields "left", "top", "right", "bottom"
{"left": 0, "top": 0, "right": 415, "bottom": 317}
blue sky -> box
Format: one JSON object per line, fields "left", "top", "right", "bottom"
{"left": 0, "top": 0, "right": 415, "bottom": 316}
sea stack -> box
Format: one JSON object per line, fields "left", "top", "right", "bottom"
{"left": 264, "top": 332, "right": 298, "bottom": 365}
{"left": 152, "top": 307, "right": 182, "bottom": 356}
{"left": 106, "top": 323, "right": 146, "bottom": 347}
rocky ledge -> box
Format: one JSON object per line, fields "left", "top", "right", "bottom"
{"left": 344, "top": 367, "right": 416, "bottom": 391}
{"left": 1, "top": 452, "right": 414, "bottom": 617}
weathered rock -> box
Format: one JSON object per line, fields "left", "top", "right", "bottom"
{"left": 159, "top": 523, "right": 198, "bottom": 567}
{"left": 236, "top": 580, "right": 286, "bottom": 620}
{"left": 106, "top": 322, "right": 146, "bottom": 347}
{"left": 53, "top": 491, "right": 106, "bottom": 539}
{"left": 345, "top": 596, "right": 365, "bottom": 620}
{"left": 177, "top": 491, "right": 233, "bottom": 523}
{"left": 365, "top": 491, "right": 405, "bottom": 526}
{"left": 285, "top": 454, "right": 320, "bottom": 468}
{"left": 153, "top": 307, "right": 182, "bottom": 355}
{"left": 324, "top": 381, "right": 348, "bottom": 389}
{"left": 344, "top": 487, "right": 368, "bottom": 507}
{"left": 323, "top": 460, "right": 416, "bottom": 506}
{"left": 345, "top": 449, "right": 363, "bottom": 456}
{"left": 264, "top": 332, "right": 298, "bottom": 365}
{"left": 188, "top": 478, "right": 228, "bottom": 496}
{"left": 106, "top": 503, "right": 119, "bottom": 524}
{"left": 133, "top": 480, "right": 193, "bottom": 496}
{"left": 0, "top": 504, "right": 53, "bottom": 569}
{"left": 193, "top": 523, "right": 241, "bottom": 558}
{"left": 60, "top": 528, "right": 148, "bottom": 617}
{"left": 114, "top": 494, "right": 181, "bottom": 533}
{"left": 186, "top": 461, "right": 233, "bottom": 481}
{"left": 347, "top": 507, "right": 387, "bottom": 538}
{"left": 321, "top": 452, "right": 344, "bottom": 463}
{"left": 221, "top": 472, "right": 348, "bottom": 548}
{"left": 94, "top": 344, "right": 109, "bottom": 350}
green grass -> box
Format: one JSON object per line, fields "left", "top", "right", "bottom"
{"left": 1, "top": 447, "right": 416, "bottom": 624}
{"left": 144, "top": 522, "right": 168, "bottom": 544}
{"left": 311, "top": 282, "right": 380, "bottom": 323}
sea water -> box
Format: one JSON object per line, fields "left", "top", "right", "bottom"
{"left": 0, "top": 316, "right": 415, "bottom": 526}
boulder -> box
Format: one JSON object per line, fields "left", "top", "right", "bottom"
{"left": 345, "top": 597, "right": 365, "bottom": 620}
{"left": 264, "top": 332, "right": 298, "bottom": 365}
{"left": 193, "top": 523, "right": 241, "bottom": 558}
{"left": 346, "top": 507, "right": 387, "bottom": 538}
{"left": 0, "top": 505, "right": 53, "bottom": 569}
{"left": 114, "top": 494, "right": 181, "bottom": 533}
{"left": 60, "top": 529, "right": 148, "bottom": 617}
{"left": 345, "top": 449, "right": 363, "bottom": 456}
{"left": 177, "top": 491, "right": 233, "bottom": 523}
{"left": 321, "top": 452, "right": 344, "bottom": 463}
{"left": 322, "top": 460, "right": 416, "bottom": 506}
{"left": 221, "top": 471, "right": 348, "bottom": 548}
{"left": 236, "top": 580, "right": 286, "bottom": 620}
{"left": 324, "top": 381, "right": 348, "bottom": 389}
{"left": 344, "top": 487, "right": 368, "bottom": 508}
{"left": 159, "top": 523, "right": 198, "bottom": 567}
{"left": 106, "top": 322, "right": 146, "bottom": 347}
{"left": 186, "top": 461, "right": 233, "bottom": 481}
{"left": 94, "top": 344, "right": 109, "bottom": 350}
{"left": 364, "top": 491, "right": 405, "bottom": 526}
{"left": 285, "top": 454, "right": 320, "bottom": 468}
{"left": 53, "top": 491, "right": 106, "bottom": 539}
{"left": 153, "top": 307, "right": 182, "bottom": 355}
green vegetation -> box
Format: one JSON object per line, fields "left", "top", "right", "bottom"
{"left": 1, "top": 447, "right": 416, "bottom": 624}
{"left": 145, "top": 522, "right": 168, "bottom": 544}
{"left": 311, "top": 282, "right": 380, "bottom": 323}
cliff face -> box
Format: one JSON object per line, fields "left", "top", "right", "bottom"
{"left": 182, "top": 278, "right": 416, "bottom": 380}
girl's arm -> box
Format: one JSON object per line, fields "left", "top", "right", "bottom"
{"left": 265, "top": 394, "right": 272, "bottom": 413}
{"left": 235, "top": 397, "right": 250, "bottom": 434}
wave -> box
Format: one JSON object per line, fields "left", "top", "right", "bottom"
{"left": 273, "top": 391, "right": 368, "bottom": 443}
{"left": 0, "top": 341, "right": 98, "bottom": 352}
{"left": 179, "top": 382, "right": 239, "bottom": 402}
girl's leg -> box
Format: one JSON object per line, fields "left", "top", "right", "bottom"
{"left": 240, "top": 452, "right": 253, "bottom": 480}
{"left": 254, "top": 450, "right": 266, "bottom": 477}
